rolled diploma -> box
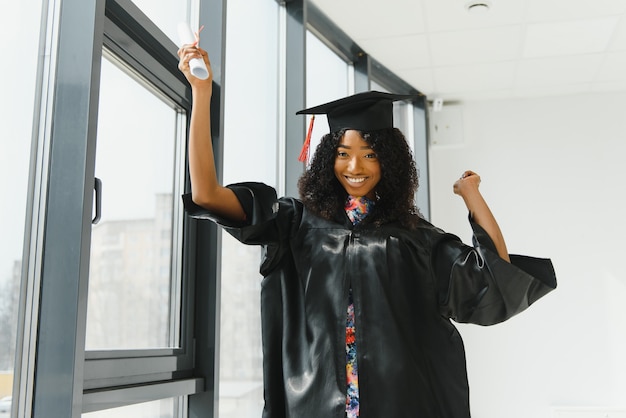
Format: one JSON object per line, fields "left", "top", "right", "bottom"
{"left": 177, "top": 22, "right": 209, "bottom": 80}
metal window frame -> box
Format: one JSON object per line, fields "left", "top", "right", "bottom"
{"left": 87, "top": 0, "right": 229, "bottom": 416}
{"left": 281, "top": 0, "right": 307, "bottom": 197}
{"left": 15, "top": 0, "right": 108, "bottom": 415}
{"left": 12, "top": 0, "right": 219, "bottom": 415}
{"left": 82, "top": 0, "right": 205, "bottom": 411}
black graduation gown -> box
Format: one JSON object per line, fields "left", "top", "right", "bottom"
{"left": 183, "top": 182, "right": 557, "bottom": 418}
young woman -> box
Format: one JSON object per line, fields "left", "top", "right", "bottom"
{"left": 178, "top": 45, "right": 556, "bottom": 418}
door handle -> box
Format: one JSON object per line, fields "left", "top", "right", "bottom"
{"left": 92, "top": 177, "right": 102, "bottom": 225}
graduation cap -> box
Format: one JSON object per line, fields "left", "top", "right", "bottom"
{"left": 296, "top": 91, "right": 417, "bottom": 161}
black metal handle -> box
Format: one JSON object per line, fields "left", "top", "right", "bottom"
{"left": 92, "top": 177, "right": 102, "bottom": 225}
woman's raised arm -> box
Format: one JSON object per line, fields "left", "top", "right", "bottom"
{"left": 453, "top": 171, "right": 510, "bottom": 262}
{"left": 178, "top": 45, "right": 246, "bottom": 221}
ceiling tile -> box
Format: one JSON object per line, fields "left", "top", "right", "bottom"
{"left": 429, "top": 26, "right": 524, "bottom": 66}
{"left": 451, "top": 89, "right": 514, "bottom": 102}
{"left": 523, "top": 17, "right": 620, "bottom": 58}
{"left": 516, "top": 55, "right": 604, "bottom": 87}
{"left": 422, "top": 0, "right": 527, "bottom": 32}
{"left": 311, "top": 0, "right": 427, "bottom": 40}
{"left": 360, "top": 34, "right": 431, "bottom": 70}
{"left": 395, "top": 67, "right": 436, "bottom": 94}
{"left": 433, "top": 61, "right": 517, "bottom": 94}
{"left": 527, "top": 0, "right": 626, "bottom": 22}
{"left": 513, "top": 83, "right": 592, "bottom": 99}
{"left": 461, "top": 85, "right": 515, "bottom": 99}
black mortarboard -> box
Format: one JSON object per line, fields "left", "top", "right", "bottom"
{"left": 296, "top": 90, "right": 417, "bottom": 133}
{"left": 295, "top": 91, "right": 418, "bottom": 161}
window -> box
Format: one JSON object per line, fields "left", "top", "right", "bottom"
{"left": 82, "top": 0, "right": 199, "bottom": 413}
{"left": 86, "top": 52, "right": 183, "bottom": 350}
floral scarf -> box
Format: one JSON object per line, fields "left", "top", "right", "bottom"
{"left": 345, "top": 195, "right": 375, "bottom": 226}
{"left": 344, "top": 195, "right": 375, "bottom": 418}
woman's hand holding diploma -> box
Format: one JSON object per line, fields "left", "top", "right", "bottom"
{"left": 177, "top": 22, "right": 210, "bottom": 80}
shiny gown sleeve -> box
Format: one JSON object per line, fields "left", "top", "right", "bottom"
{"left": 182, "top": 182, "right": 285, "bottom": 242}
{"left": 182, "top": 182, "right": 298, "bottom": 276}
{"left": 434, "top": 215, "right": 557, "bottom": 326}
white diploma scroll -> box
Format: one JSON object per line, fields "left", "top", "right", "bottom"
{"left": 177, "top": 22, "right": 209, "bottom": 80}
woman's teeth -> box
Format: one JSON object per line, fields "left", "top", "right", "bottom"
{"left": 346, "top": 177, "right": 366, "bottom": 183}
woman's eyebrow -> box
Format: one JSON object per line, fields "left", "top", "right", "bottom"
{"left": 337, "top": 144, "right": 372, "bottom": 149}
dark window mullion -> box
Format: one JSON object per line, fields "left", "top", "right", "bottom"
{"left": 31, "top": 0, "right": 106, "bottom": 416}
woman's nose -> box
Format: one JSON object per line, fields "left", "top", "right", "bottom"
{"left": 348, "top": 157, "right": 361, "bottom": 172}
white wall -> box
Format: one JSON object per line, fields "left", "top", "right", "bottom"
{"left": 429, "top": 92, "right": 626, "bottom": 418}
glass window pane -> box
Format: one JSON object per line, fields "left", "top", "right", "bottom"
{"left": 219, "top": 1, "right": 279, "bottom": 417}
{"left": 86, "top": 53, "right": 183, "bottom": 350}
{"left": 371, "top": 80, "right": 414, "bottom": 152}
{"left": 82, "top": 397, "right": 178, "bottom": 418}
{"left": 129, "top": 0, "right": 190, "bottom": 44}
{"left": 394, "top": 102, "right": 413, "bottom": 152}
{"left": 0, "top": 0, "right": 43, "bottom": 411}
{"left": 305, "top": 31, "right": 350, "bottom": 163}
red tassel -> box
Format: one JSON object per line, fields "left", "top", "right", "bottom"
{"left": 298, "top": 115, "right": 315, "bottom": 162}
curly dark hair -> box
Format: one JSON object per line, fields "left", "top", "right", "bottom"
{"left": 298, "top": 128, "right": 421, "bottom": 229}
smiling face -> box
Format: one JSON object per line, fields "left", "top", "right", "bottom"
{"left": 334, "top": 130, "right": 381, "bottom": 199}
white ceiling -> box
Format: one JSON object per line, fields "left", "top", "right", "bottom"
{"left": 311, "top": 0, "right": 626, "bottom": 102}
